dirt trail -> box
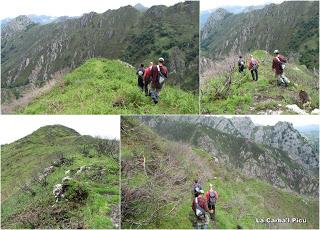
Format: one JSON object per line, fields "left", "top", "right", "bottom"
{"left": 1, "top": 70, "right": 68, "bottom": 114}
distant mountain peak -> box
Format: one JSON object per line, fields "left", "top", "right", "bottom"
{"left": 134, "top": 3, "right": 148, "bottom": 12}
{"left": 32, "top": 125, "right": 80, "bottom": 137}
{"left": 274, "top": 121, "right": 294, "bottom": 129}
{"left": 1, "top": 15, "right": 34, "bottom": 38}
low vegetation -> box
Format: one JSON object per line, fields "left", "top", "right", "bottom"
{"left": 121, "top": 117, "right": 319, "bottom": 229}
{"left": 20, "top": 59, "right": 198, "bottom": 114}
{"left": 201, "top": 50, "right": 319, "bottom": 114}
{"left": 1, "top": 125, "right": 119, "bottom": 228}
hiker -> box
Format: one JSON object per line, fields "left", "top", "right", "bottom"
{"left": 192, "top": 179, "right": 202, "bottom": 198}
{"left": 143, "top": 62, "right": 153, "bottom": 96}
{"left": 238, "top": 56, "right": 245, "bottom": 73}
{"left": 136, "top": 64, "right": 145, "bottom": 91}
{"left": 248, "top": 55, "right": 259, "bottom": 81}
{"left": 150, "top": 57, "right": 168, "bottom": 104}
{"left": 205, "top": 184, "right": 218, "bottom": 221}
{"left": 192, "top": 189, "right": 211, "bottom": 230}
{"left": 272, "top": 49, "right": 289, "bottom": 86}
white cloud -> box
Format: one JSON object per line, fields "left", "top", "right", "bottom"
{"left": 0, "top": 115, "right": 120, "bottom": 144}
{"left": 200, "top": 0, "right": 284, "bottom": 11}
{"left": 0, "top": 0, "right": 189, "bottom": 19}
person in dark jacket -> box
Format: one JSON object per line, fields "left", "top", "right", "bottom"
{"left": 238, "top": 56, "right": 245, "bottom": 73}
{"left": 136, "top": 64, "right": 145, "bottom": 91}
{"left": 150, "top": 57, "right": 168, "bottom": 104}
{"left": 192, "top": 190, "right": 211, "bottom": 229}
{"left": 192, "top": 179, "right": 202, "bottom": 198}
{"left": 272, "top": 49, "right": 289, "bottom": 86}
{"left": 248, "top": 55, "right": 259, "bottom": 81}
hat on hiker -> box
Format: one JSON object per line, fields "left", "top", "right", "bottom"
{"left": 274, "top": 49, "right": 279, "bottom": 54}
{"left": 209, "top": 184, "right": 213, "bottom": 187}
{"left": 159, "top": 57, "right": 164, "bottom": 62}
{"left": 199, "top": 190, "right": 204, "bottom": 194}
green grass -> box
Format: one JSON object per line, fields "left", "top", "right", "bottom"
{"left": 1, "top": 125, "right": 119, "bottom": 228}
{"left": 121, "top": 117, "right": 319, "bottom": 229}
{"left": 201, "top": 50, "right": 319, "bottom": 114}
{"left": 19, "top": 58, "right": 198, "bottom": 114}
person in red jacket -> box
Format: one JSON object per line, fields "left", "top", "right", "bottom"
{"left": 143, "top": 62, "right": 153, "bottom": 96}
{"left": 272, "top": 49, "right": 290, "bottom": 86}
{"left": 150, "top": 57, "right": 168, "bottom": 104}
{"left": 248, "top": 55, "right": 259, "bottom": 81}
{"left": 192, "top": 190, "right": 211, "bottom": 229}
{"left": 205, "top": 184, "right": 218, "bottom": 221}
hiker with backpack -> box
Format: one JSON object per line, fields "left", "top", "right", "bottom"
{"left": 136, "top": 64, "right": 145, "bottom": 91}
{"left": 143, "top": 62, "right": 153, "bottom": 96}
{"left": 192, "top": 189, "right": 211, "bottom": 230}
{"left": 205, "top": 184, "right": 218, "bottom": 221}
{"left": 192, "top": 179, "right": 202, "bottom": 198}
{"left": 238, "top": 56, "right": 245, "bottom": 73}
{"left": 272, "top": 49, "right": 290, "bottom": 86}
{"left": 248, "top": 55, "right": 259, "bottom": 81}
{"left": 150, "top": 57, "right": 168, "bottom": 104}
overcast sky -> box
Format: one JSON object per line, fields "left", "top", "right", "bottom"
{"left": 0, "top": 115, "right": 120, "bottom": 144}
{"left": 201, "top": 0, "right": 284, "bottom": 11}
{"left": 0, "top": 0, "right": 186, "bottom": 19}
{"left": 219, "top": 115, "right": 319, "bottom": 127}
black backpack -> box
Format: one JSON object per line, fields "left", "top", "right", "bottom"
{"left": 208, "top": 191, "right": 216, "bottom": 206}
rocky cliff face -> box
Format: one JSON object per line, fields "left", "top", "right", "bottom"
{"left": 137, "top": 116, "right": 318, "bottom": 196}
{"left": 201, "top": 8, "right": 230, "bottom": 41}
{"left": 1, "top": 15, "right": 35, "bottom": 40}
{"left": 1, "top": 1, "right": 199, "bottom": 99}
{"left": 201, "top": 1, "right": 319, "bottom": 69}
{"left": 161, "top": 116, "right": 318, "bottom": 171}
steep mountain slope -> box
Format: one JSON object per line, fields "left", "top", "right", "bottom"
{"left": 296, "top": 125, "right": 319, "bottom": 151}
{"left": 121, "top": 117, "right": 319, "bottom": 229}
{"left": 201, "top": 1, "right": 319, "bottom": 70}
{"left": 7, "top": 58, "right": 198, "bottom": 114}
{"left": 1, "top": 125, "right": 119, "bottom": 228}
{"left": 1, "top": 15, "right": 35, "bottom": 40}
{"left": 179, "top": 116, "right": 319, "bottom": 171}
{"left": 200, "top": 5, "right": 265, "bottom": 28}
{"left": 137, "top": 116, "right": 318, "bottom": 195}
{"left": 0, "top": 15, "right": 70, "bottom": 27}
{"left": 200, "top": 50, "right": 319, "bottom": 114}
{"left": 1, "top": 1, "right": 199, "bottom": 108}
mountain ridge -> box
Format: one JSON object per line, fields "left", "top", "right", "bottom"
{"left": 138, "top": 116, "right": 318, "bottom": 172}
{"left": 1, "top": 1, "right": 199, "bottom": 108}
{"left": 1, "top": 124, "right": 119, "bottom": 228}
{"left": 201, "top": 1, "right": 319, "bottom": 70}
{"left": 121, "top": 117, "right": 319, "bottom": 228}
